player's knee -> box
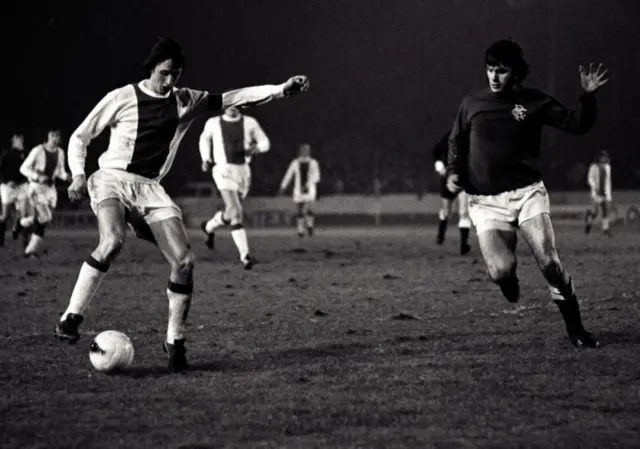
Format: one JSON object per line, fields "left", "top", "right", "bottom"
{"left": 172, "top": 250, "right": 196, "bottom": 276}
{"left": 486, "top": 257, "right": 516, "bottom": 283}
{"left": 98, "top": 231, "right": 127, "bottom": 259}
{"left": 226, "top": 206, "right": 243, "bottom": 225}
{"left": 540, "top": 257, "right": 563, "bottom": 282}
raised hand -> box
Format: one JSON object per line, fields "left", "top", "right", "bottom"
{"left": 580, "top": 63, "right": 609, "bottom": 94}
{"left": 283, "top": 75, "right": 310, "bottom": 96}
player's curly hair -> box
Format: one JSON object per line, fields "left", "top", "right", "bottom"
{"left": 142, "top": 37, "right": 185, "bottom": 77}
{"left": 484, "top": 39, "right": 530, "bottom": 83}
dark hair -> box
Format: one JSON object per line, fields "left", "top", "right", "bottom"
{"left": 142, "top": 37, "right": 185, "bottom": 77}
{"left": 485, "top": 39, "right": 530, "bottom": 83}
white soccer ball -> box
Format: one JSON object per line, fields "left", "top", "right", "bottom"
{"left": 89, "top": 330, "right": 135, "bottom": 373}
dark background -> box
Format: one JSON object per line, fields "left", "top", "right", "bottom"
{"left": 3, "top": 0, "right": 639, "bottom": 195}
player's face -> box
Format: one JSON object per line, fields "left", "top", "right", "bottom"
{"left": 486, "top": 64, "right": 513, "bottom": 93}
{"left": 299, "top": 144, "right": 311, "bottom": 158}
{"left": 225, "top": 107, "right": 240, "bottom": 118}
{"left": 149, "top": 59, "right": 182, "bottom": 95}
{"left": 11, "top": 134, "right": 24, "bottom": 150}
{"left": 47, "top": 131, "right": 61, "bottom": 146}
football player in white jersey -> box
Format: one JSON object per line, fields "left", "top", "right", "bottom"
{"left": 198, "top": 106, "right": 269, "bottom": 269}
{"left": 55, "top": 37, "right": 310, "bottom": 373}
{"left": 585, "top": 150, "right": 612, "bottom": 236}
{"left": 278, "top": 143, "right": 321, "bottom": 237}
{"left": 19, "top": 128, "right": 70, "bottom": 257}
{"left": 0, "top": 132, "right": 29, "bottom": 247}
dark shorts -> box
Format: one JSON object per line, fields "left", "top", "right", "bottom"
{"left": 440, "top": 176, "right": 458, "bottom": 200}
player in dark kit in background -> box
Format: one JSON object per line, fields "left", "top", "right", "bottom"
{"left": 0, "top": 133, "right": 29, "bottom": 247}
{"left": 432, "top": 130, "right": 471, "bottom": 254}
{"left": 447, "top": 39, "right": 608, "bottom": 348}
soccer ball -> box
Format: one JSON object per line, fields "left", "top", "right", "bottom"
{"left": 89, "top": 330, "right": 135, "bottom": 373}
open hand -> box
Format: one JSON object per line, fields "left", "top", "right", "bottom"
{"left": 580, "top": 63, "right": 609, "bottom": 94}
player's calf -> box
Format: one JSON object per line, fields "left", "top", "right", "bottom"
{"left": 458, "top": 217, "right": 472, "bottom": 255}
{"left": 487, "top": 259, "right": 520, "bottom": 303}
{"left": 55, "top": 255, "right": 111, "bottom": 343}
{"left": 542, "top": 260, "right": 599, "bottom": 348}
{"left": 305, "top": 210, "right": 315, "bottom": 236}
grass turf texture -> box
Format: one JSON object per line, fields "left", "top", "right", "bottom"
{"left": 1, "top": 226, "right": 639, "bottom": 448}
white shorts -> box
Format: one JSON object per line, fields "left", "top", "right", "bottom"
{"left": 28, "top": 182, "right": 58, "bottom": 224}
{"left": 1, "top": 182, "right": 29, "bottom": 205}
{"left": 293, "top": 185, "right": 317, "bottom": 204}
{"left": 88, "top": 169, "right": 181, "bottom": 224}
{"left": 212, "top": 163, "right": 251, "bottom": 199}
{"left": 468, "top": 181, "right": 550, "bottom": 234}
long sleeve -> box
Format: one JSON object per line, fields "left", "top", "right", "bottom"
{"left": 542, "top": 92, "right": 597, "bottom": 135}
{"left": 447, "top": 99, "right": 471, "bottom": 179}
{"left": 199, "top": 119, "right": 214, "bottom": 163}
{"left": 68, "top": 88, "right": 123, "bottom": 177}
{"left": 587, "top": 164, "right": 598, "bottom": 190}
{"left": 202, "top": 84, "right": 286, "bottom": 112}
{"left": 55, "top": 149, "right": 70, "bottom": 181}
{"left": 432, "top": 131, "right": 450, "bottom": 163}
{"left": 280, "top": 161, "right": 296, "bottom": 190}
{"left": 20, "top": 147, "right": 40, "bottom": 181}
{"left": 310, "top": 160, "right": 321, "bottom": 184}
{"left": 248, "top": 117, "right": 270, "bottom": 153}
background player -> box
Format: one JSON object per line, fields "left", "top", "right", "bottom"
{"left": 278, "top": 143, "right": 321, "bottom": 237}
{"left": 0, "top": 133, "right": 29, "bottom": 247}
{"left": 56, "top": 37, "right": 309, "bottom": 373}
{"left": 432, "top": 130, "right": 471, "bottom": 254}
{"left": 585, "top": 150, "right": 612, "bottom": 236}
{"left": 447, "top": 39, "right": 608, "bottom": 348}
{"left": 19, "top": 128, "right": 69, "bottom": 257}
{"left": 199, "top": 106, "right": 270, "bottom": 269}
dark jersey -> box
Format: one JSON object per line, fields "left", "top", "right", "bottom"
{"left": 0, "top": 148, "right": 27, "bottom": 184}
{"left": 432, "top": 130, "right": 450, "bottom": 164}
{"left": 448, "top": 87, "right": 597, "bottom": 195}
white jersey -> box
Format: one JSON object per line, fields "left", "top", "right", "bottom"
{"left": 280, "top": 157, "right": 321, "bottom": 196}
{"left": 587, "top": 162, "right": 612, "bottom": 200}
{"left": 68, "top": 81, "right": 286, "bottom": 181}
{"left": 199, "top": 114, "right": 269, "bottom": 166}
{"left": 20, "top": 144, "right": 69, "bottom": 184}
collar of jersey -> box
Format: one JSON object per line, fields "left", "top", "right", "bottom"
{"left": 138, "top": 81, "right": 172, "bottom": 99}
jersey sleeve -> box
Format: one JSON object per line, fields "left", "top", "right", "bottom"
{"left": 541, "top": 92, "right": 597, "bottom": 135}
{"left": 247, "top": 116, "right": 270, "bottom": 153}
{"left": 447, "top": 98, "right": 471, "bottom": 179}
{"left": 68, "top": 87, "right": 125, "bottom": 177}
{"left": 199, "top": 118, "right": 216, "bottom": 163}
{"left": 280, "top": 160, "right": 296, "bottom": 191}
{"left": 20, "top": 147, "right": 41, "bottom": 181}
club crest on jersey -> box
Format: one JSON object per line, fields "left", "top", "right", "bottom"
{"left": 512, "top": 104, "right": 527, "bottom": 122}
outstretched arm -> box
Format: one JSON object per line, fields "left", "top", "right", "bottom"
{"left": 543, "top": 63, "right": 608, "bottom": 135}
{"left": 205, "top": 75, "right": 310, "bottom": 112}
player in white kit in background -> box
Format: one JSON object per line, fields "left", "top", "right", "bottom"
{"left": 585, "top": 150, "right": 612, "bottom": 236}
{"left": 278, "top": 143, "right": 321, "bottom": 237}
{"left": 0, "top": 132, "right": 30, "bottom": 248}
{"left": 199, "top": 106, "right": 269, "bottom": 269}
{"left": 19, "top": 128, "right": 69, "bottom": 257}
{"left": 54, "top": 37, "right": 310, "bottom": 373}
